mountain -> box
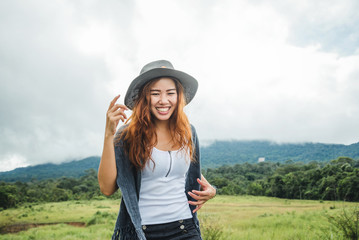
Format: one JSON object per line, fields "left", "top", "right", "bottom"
{"left": 0, "top": 156, "right": 100, "bottom": 182}
{"left": 1, "top": 141, "right": 358, "bottom": 182}
{"left": 201, "top": 140, "right": 359, "bottom": 168}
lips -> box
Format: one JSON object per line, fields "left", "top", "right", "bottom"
{"left": 156, "top": 107, "right": 171, "bottom": 114}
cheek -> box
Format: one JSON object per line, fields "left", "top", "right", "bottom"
{"left": 149, "top": 99, "right": 155, "bottom": 113}
{"left": 170, "top": 95, "right": 178, "bottom": 105}
{"left": 150, "top": 96, "right": 157, "bottom": 105}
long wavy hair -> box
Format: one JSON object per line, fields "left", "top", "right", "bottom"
{"left": 117, "top": 78, "right": 193, "bottom": 170}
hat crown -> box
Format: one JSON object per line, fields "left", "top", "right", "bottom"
{"left": 140, "top": 60, "right": 174, "bottom": 74}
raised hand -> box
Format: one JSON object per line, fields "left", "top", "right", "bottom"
{"left": 105, "top": 95, "right": 128, "bottom": 136}
{"left": 188, "top": 174, "right": 217, "bottom": 213}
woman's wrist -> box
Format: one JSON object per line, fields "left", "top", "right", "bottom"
{"left": 211, "top": 185, "right": 217, "bottom": 199}
{"left": 104, "top": 132, "right": 115, "bottom": 141}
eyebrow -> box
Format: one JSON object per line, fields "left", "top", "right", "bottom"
{"left": 150, "top": 88, "right": 177, "bottom": 92}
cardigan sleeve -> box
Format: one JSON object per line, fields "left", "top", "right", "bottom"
{"left": 185, "top": 124, "right": 201, "bottom": 213}
{"left": 113, "top": 125, "right": 145, "bottom": 239}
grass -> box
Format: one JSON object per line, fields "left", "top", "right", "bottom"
{"left": 0, "top": 196, "right": 357, "bottom": 240}
{"left": 199, "top": 196, "right": 357, "bottom": 240}
{"left": 0, "top": 200, "right": 120, "bottom": 240}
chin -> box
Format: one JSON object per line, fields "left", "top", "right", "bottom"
{"left": 154, "top": 115, "right": 171, "bottom": 121}
{"left": 151, "top": 111, "right": 175, "bottom": 122}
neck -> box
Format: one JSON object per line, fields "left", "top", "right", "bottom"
{"left": 154, "top": 119, "right": 170, "bottom": 132}
{"left": 153, "top": 119, "right": 177, "bottom": 150}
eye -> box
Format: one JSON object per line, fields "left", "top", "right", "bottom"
{"left": 151, "top": 93, "right": 160, "bottom": 96}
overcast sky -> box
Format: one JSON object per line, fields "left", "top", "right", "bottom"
{"left": 1, "top": 0, "right": 359, "bottom": 172}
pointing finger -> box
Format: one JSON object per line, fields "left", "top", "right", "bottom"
{"left": 110, "top": 104, "right": 128, "bottom": 113}
{"left": 108, "top": 94, "right": 121, "bottom": 110}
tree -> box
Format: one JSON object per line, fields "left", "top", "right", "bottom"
{"left": 0, "top": 184, "right": 18, "bottom": 209}
{"left": 247, "top": 181, "right": 263, "bottom": 196}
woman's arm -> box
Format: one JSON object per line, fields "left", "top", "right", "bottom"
{"left": 98, "top": 95, "right": 128, "bottom": 196}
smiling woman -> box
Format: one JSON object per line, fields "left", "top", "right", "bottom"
{"left": 98, "top": 60, "right": 216, "bottom": 240}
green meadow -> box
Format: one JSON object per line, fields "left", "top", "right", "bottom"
{"left": 0, "top": 195, "right": 357, "bottom": 240}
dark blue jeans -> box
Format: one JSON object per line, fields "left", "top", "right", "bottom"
{"left": 142, "top": 218, "right": 202, "bottom": 240}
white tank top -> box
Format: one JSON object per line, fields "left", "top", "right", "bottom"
{"left": 138, "top": 147, "right": 193, "bottom": 225}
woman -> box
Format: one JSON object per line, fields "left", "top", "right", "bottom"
{"left": 98, "top": 60, "right": 216, "bottom": 240}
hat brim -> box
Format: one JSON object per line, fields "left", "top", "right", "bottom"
{"left": 124, "top": 68, "right": 198, "bottom": 110}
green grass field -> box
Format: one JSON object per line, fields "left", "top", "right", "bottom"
{"left": 0, "top": 195, "right": 357, "bottom": 240}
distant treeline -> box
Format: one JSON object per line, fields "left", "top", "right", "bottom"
{"left": 1, "top": 157, "right": 359, "bottom": 210}
{"left": 0, "top": 169, "right": 121, "bottom": 210}
{"left": 204, "top": 157, "right": 359, "bottom": 201}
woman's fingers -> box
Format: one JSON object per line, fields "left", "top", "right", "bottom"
{"left": 188, "top": 191, "right": 209, "bottom": 201}
{"left": 188, "top": 187, "right": 213, "bottom": 213}
{"left": 107, "top": 94, "right": 128, "bottom": 118}
{"left": 190, "top": 190, "right": 211, "bottom": 199}
{"left": 105, "top": 95, "right": 129, "bottom": 135}
{"left": 197, "top": 176, "right": 210, "bottom": 188}
{"left": 191, "top": 190, "right": 208, "bottom": 196}
{"left": 187, "top": 176, "right": 216, "bottom": 213}
{"left": 188, "top": 201, "right": 204, "bottom": 213}
{"left": 114, "top": 106, "right": 128, "bottom": 120}
{"left": 108, "top": 94, "right": 121, "bottom": 110}
{"left": 109, "top": 115, "right": 126, "bottom": 124}
{"left": 108, "top": 107, "right": 128, "bottom": 122}
{"left": 188, "top": 191, "right": 200, "bottom": 200}
{"left": 196, "top": 176, "right": 217, "bottom": 199}
{"left": 108, "top": 104, "right": 128, "bottom": 121}
{"left": 192, "top": 205, "right": 203, "bottom": 213}
{"left": 109, "top": 104, "right": 128, "bottom": 115}
{"left": 188, "top": 200, "right": 205, "bottom": 206}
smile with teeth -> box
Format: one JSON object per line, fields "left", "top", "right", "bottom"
{"left": 156, "top": 107, "right": 171, "bottom": 113}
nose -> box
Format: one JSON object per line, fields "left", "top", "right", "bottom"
{"left": 159, "top": 94, "right": 169, "bottom": 104}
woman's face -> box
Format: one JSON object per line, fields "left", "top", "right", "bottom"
{"left": 149, "top": 77, "right": 178, "bottom": 122}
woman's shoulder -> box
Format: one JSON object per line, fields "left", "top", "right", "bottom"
{"left": 116, "top": 124, "right": 129, "bottom": 135}
{"left": 189, "top": 124, "right": 200, "bottom": 145}
{"left": 190, "top": 124, "right": 198, "bottom": 137}
{"left": 114, "top": 124, "right": 129, "bottom": 146}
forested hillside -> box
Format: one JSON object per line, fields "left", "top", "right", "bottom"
{"left": 204, "top": 157, "right": 359, "bottom": 201}
{"left": 0, "top": 157, "right": 100, "bottom": 182}
{"left": 1, "top": 141, "right": 358, "bottom": 182}
{"left": 201, "top": 140, "right": 359, "bottom": 168}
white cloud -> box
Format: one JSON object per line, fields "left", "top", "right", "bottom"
{"left": 0, "top": 0, "right": 359, "bottom": 171}
{"left": 1, "top": 154, "right": 29, "bottom": 172}
{"left": 183, "top": 0, "right": 359, "bottom": 144}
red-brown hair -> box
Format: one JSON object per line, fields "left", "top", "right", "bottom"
{"left": 118, "top": 78, "right": 193, "bottom": 170}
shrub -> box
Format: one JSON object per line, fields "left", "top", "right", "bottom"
{"left": 87, "top": 216, "right": 97, "bottom": 226}
{"left": 200, "top": 214, "right": 225, "bottom": 240}
{"left": 325, "top": 206, "right": 359, "bottom": 240}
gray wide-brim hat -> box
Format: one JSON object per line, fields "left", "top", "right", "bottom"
{"left": 124, "top": 60, "right": 198, "bottom": 110}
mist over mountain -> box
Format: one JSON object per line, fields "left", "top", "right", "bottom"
{"left": 201, "top": 140, "right": 359, "bottom": 167}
